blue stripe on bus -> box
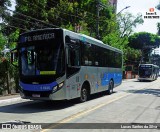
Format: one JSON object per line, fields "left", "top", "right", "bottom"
{"left": 101, "top": 73, "right": 108, "bottom": 86}
{"left": 101, "top": 73, "right": 122, "bottom": 86}
{"left": 20, "top": 81, "right": 58, "bottom": 91}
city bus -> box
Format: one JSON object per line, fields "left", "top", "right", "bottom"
{"left": 138, "top": 64, "right": 159, "bottom": 81}
{"left": 11, "top": 28, "right": 123, "bottom": 102}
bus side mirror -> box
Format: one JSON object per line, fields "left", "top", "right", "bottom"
{"left": 10, "top": 49, "right": 18, "bottom": 67}
{"left": 65, "top": 35, "right": 80, "bottom": 49}
{"left": 65, "top": 35, "right": 71, "bottom": 43}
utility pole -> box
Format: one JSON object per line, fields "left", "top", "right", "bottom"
{"left": 96, "top": 0, "right": 100, "bottom": 40}
{"left": 95, "top": 1, "right": 130, "bottom": 40}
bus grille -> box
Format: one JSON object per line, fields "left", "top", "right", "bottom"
{"left": 23, "top": 90, "right": 52, "bottom": 97}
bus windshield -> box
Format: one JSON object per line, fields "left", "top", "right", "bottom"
{"left": 139, "top": 66, "right": 152, "bottom": 76}
{"left": 20, "top": 42, "right": 64, "bottom": 76}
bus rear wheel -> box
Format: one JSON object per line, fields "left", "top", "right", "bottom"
{"left": 80, "top": 86, "right": 89, "bottom": 102}
{"left": 107, "top": 80, "right": 113, "bottom": 95}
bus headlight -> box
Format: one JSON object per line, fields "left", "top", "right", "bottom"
{"left": 52, "top": 82, "right": 64, "bottom": 93}
{"left": 58, "top": 82, "right": 64, "bottom": 88}
{"left": 52, "top": 86, "right": 58, "bottom": 92}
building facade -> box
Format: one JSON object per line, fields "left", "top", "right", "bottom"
{"left": 109, "top": 0, "right": 117, "bottom": 12}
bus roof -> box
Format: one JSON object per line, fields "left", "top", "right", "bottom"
{"left": 63, "top": 28, "right": 122, "bottom": 53}
{"left": 19, "top": 28, "right": 61, "bottom": 36}
{"left": 139, "top": 64, "right": 159, "bottom": 68}
{"left": 19, "top": 28, "right": 122, "bottom": 53}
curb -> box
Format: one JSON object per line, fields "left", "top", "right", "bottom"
{"left": 0, "top": 94, "right": 21, "bottom": 104}
{"left": 0, "top": 97, "right": 21, "bottom": 104}
{"left": 122, "top": 78, "right": 137, "bottom": 82}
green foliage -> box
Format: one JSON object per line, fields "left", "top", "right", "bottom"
{"left": 8, "top": 0, "right": 114, "bottom": 38}
{"left": 125, "top": 47, "right": 141, "bottom": 63}
{"left": 0, "top": 60, "right": 8, "bottom": 95}
{"left": 117, "top": 12, "right": 144, "bottom": 38}
{"left": 128, "top": 32, "right": 160, "bottom": 49}
{"left": 0, "top": 28, "right": 19, "bottom": 94}
{"left": 128, "top": 32, "right": 160, "bottom": 64}
{"left": 103, "top": 12, "right": 144, "bottom": 64}
{"left": 0, "top": 32, "right": 7, "bottom": 53}
{"left": 0, "top": 0, "right": 11, "bottom": 22}
{"left": 8, "top": 29, "right": 20, "bottom": 49}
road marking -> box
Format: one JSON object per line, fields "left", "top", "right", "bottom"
{"left": 41, "top": 81, "right": 160, "bottom": 131}
{"left": 41, "top": 93, "right": 130, "bottom": 131}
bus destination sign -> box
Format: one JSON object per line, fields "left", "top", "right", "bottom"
{"left": 140, "top": 65, "right": 152, "bottom": 68}
{"left": 21, "top": 33, "right": 55, "bottom": 43}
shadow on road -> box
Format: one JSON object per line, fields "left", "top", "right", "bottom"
{"left": 126, "top": 88, "right": 160, "bottom": 97}
{"left": 0, "top": 100, "right": 76, "bottom": 114}
{"left": 133, "top": 80, "right": 153, "bottom": 82}
{"left": 0, "top": 91, "right": 116, "bottom": 114}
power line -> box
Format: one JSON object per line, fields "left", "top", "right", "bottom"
{"left": 9, "top": 0, "right": 109, "bottom": 26}
{"left": 11, "top": 0, "right": 83, "bottom": 23}
{"left": 2, "top": 0, "right": 113, "bottom": 36}
{"left": 0, "top": 13, "right": 49, "bottom": 31}
{"left": 50, "top": 0, "right": 96, "bottom": 19}
{"left": 3, "top": 13, "right": 47, "bottom": 29}
{"left": 0, "top": 23, "right": 28, "bottom": 31}
{"left": 0, "top": 6, "right": 59, "bottom": 28}
{"left": 8, "top": 0, "right": 85, "bottom": 30}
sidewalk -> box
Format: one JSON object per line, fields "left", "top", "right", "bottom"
{"left": 0, "top": 93, "right": 20, "bottom": 100}
{"left": 0, "top": 93, "right": 21, "bottom": 104}
{"left": 122, "top": 78, "right": 137, "bottom": 82}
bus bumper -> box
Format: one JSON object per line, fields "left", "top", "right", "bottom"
{"left": 20, "top": 87, "right": 67, "bottom": 101}
{"left": 138, "top": 77, "right": 153, "bottom": 81}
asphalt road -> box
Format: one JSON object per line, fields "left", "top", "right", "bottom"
{"left": 0, "top": 78, "right": 160, "bottom": 132}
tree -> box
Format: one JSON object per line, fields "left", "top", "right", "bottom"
{"left": 156, "top": 3, "right": 160, "bottom": 35}
{"left": 117, "top": 13, "right": 144, "bottom": 38}
{"left": 0, "top": 0, "right": 11, "bottom": 22}
{"left": 128, "top": 32, "right": 160, "bottom": 49}
{"left": 103, "top": 12, "right": 144, "bottom": 64}
{"left": 128, "top": 32, "right": 160, "bottom": 63}
{"left": 0, "top": 32, "right": 7, "bottom": 54}
{"left": 0, "top": 0, "right": 12, "bottom": 50}
{"left": 156, "top": 3, "right": 160, "bottom": 11}
{"left": 151, "top": 54, "right": 160, "bottom": 67}
{"left": 8, "top": 0, "right": 115, "bottom": 37}
{"left": 103, "top": 12, "right": 144, "bottom": 47}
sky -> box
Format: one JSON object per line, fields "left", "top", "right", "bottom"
{"left": 117, "top": 0, "right": 160, "bottom": 34}
{"left": 117, "top": 0, "right": 160, "bottom": 54}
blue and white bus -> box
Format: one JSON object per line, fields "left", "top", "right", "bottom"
{"left": 138, "top": 64, "right": 159, "bottom": 81}
{"left": 11, "top": 28, "right": 123, "bottom": 102}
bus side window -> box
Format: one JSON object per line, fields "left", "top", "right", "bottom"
{"left": 81, "top": 43, "right": 94, "bottom": 66}
{"left": 68, "top": 47, "right": 80, "bottom": 67}
{"left": 67, "top": 44, "right": 81, "bottom": 78}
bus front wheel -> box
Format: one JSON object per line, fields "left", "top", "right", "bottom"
{"left": 80, "top": 86, "right": 89, "bottom": 102}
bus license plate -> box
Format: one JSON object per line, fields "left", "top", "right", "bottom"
{"left": 32, "top": 94, "right": 40, "bottom": 97}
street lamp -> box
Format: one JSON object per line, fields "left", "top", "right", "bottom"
{"left": 117, "top": 6, "right": 131, "bottom": 16}
{"left": 96, "top": 0, "right": 130, "bottom": 39}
